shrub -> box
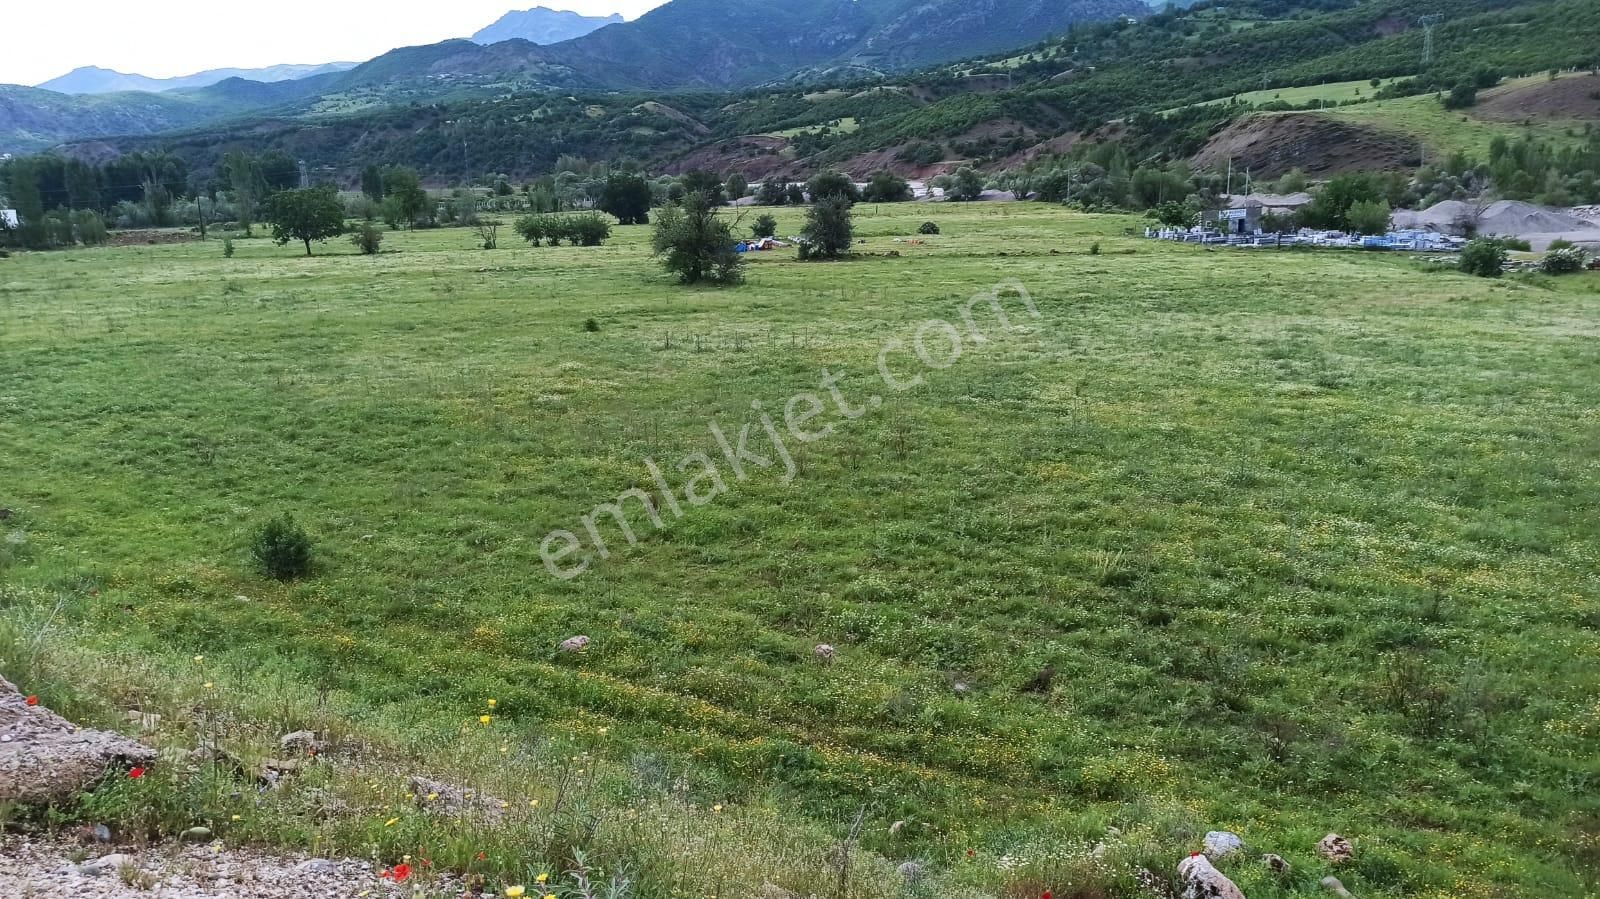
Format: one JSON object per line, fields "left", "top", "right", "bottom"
{"left": 1547, "top": 238, "right": 1575, "bottom": 251}
{"left": 1443, "top": 82, "right": 1478, "bottom": 110}
{"left": 514, "top": 214, "right": 549, "bottom": 246}
{"left": 251, "top": 515, "right": 313, "bottom": 581}
{"left": 566, "top": 212, "right": 612, "bottom": 247}
{"left": 72, "top": 210, "right": 109, "bottom": 246}
{"left": 516, "top": 213, "right": 612, "bottom": 247}
{"left": 651, "top": 192, "right": 744, "bottom": 285}
{"left": 918, "top": 221, "right": 940, "bottom": 235}
{"left": 583, "top": 317, "right": 601, "bottom": 332}
{"left": 799, "top": 196, "right": 853, "bottom": 260}
{"left": 1459, "top": 239, "right": 1509, "bottom": 278}
{"left": 752, "top": 214, "right": 778, "bottom": 239}
{"left": 1498, "top": 236, "right": 1532, "bottom": 251}
{"left": 1089, "top": 242, "right": 1102, "bottom": 255}
{"left": 222, "top": 236, "right": 235, "bottom": 258}
{"left": 350, "top": 223, "right": 384, "bottom": 255}
{"left": 1541, "top": 246, "right": 1588, "bottom": 274}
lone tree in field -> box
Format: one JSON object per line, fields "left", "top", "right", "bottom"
{"left": 263, "top": 186, "right": 346, "bottom": 256}
{"left": 806, "top": 171, "right": 860, "bottom": 204}
{"left": 799, "top": 195, "right": 853, "bottom": 260}
{"left": 677, "top": 170, "right": 726, "bottom": 205}
{"left": 651, "top": 192, "right": 744, "bottom": 284}
{"left": 599, "top": 172, "right": 653, "bottom": 225}
{"left": 862, "top": 170, "right": 912, "bottom": 203}
{"left": 382, "top": 166, "right": 429, "bottom": 229}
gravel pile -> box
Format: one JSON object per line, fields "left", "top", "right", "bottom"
{"left": 0, "top": 835, "right": 402, "bottom": 899}
{"left": 1392, "top": 200, "right": 1598, "bottom": 236}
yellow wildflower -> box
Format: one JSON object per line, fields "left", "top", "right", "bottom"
{"left": 480, "top": 715, "right": 493, "bottom": 725}
{"left": 384, "top": 817, "right": 399, "bottom": 827}
{"left": 535, "top": 872, "right": 549, "bottom": 884}
{"left": 506, "top": 888, "right": 526, "bottom": 898}
{"left": 487, "top": 698, "right": 497, "bottom": 708}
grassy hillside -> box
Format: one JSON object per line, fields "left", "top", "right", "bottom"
{"left": 1311, "top": 75, "right": 1599, "bottom": 159}
{"left": 3, "top": 204, "right": 1598, "bottom": 897}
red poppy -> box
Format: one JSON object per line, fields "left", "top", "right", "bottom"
{"left": 476, "top": 851, "right": 487, "bottom": 861}
{"left": 128, "top": 767, "right": 146, "bottom": 779}
{"left": 1042, "top": 891, "right": 1053, "bottom": 899}
{"left": 24, "top": 695, "right": 39, "bottom": 706}
{"left": 391, "top": 863, "right": 412, "bottom": 882}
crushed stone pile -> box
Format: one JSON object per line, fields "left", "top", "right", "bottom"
{"left": 0, "top": 676, "right": 155, "bottom": 804}
{"left": 1393, "top": 200, "right": 1597, "bottom": 236}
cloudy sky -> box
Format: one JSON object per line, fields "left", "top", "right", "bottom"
{"left": 4, "top": 0, "right": 666, "bottom": 87}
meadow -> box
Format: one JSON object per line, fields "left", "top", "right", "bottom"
{"left": 2, "top": 202, "right": 1598, "bottom": 898}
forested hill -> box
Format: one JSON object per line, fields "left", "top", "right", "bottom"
{"left": 0, "top": 0, "right": 1146, "bottom": 154}
{"left": 13, "top": 0, "right": 1600, "bottom": 183}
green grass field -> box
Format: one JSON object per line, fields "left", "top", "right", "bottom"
{"left": 1180, "top": 77, "right": 1408, "bottom": 112}
{"left": 3, "top": 203, "right": 1599, "bottom": 898}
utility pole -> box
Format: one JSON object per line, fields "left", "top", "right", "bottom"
{"left": 297, "top": 159, "right": 309, "bottom": 189}
{"left": 1420, "top": 14, "right": 1443, "bottom": 67}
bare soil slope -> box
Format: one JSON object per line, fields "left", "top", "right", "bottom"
{"left": 1473, "top": 72, "right": 1600, "bottom": 123}
{"left": 1190, "top": 112, "right": 1419, "bottom": 178}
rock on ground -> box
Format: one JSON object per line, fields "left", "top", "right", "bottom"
{"left": 0, "top": 676, "right": 155, "bottom": 804}
{"left": 1177, "top": 853, "right": 1247, "bottom": 899}
{"left": 1204, "top": 831, "right": 1244, "bottom": 856}
{"left": 0, "top": 835, "right": 396, "bottom": 899}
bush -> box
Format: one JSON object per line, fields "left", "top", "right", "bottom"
{"left": 799, "top": 196, "right": 853, "bottom": 260}
{"left": 918, "top": 221, "right": 940, "bottom": 235}
{"left": 1547, "top": 238, "right": 1575, "bottom": 251}
{"left": 752, "top": 214, "right": 778, "bottom": 239}
{"left": 583, "top": 317, "right": 601, "bottom": 332}
{"left": 515, "top": 212, "right": 612, "bottom": 247}
{"left": 1541, "top": 246, "right": 1588, "bottom": 274}
{"left": 1089, "top": 242, "right": 1102, "bottom": 255}
{"left": 222, "top": 236, "right": 235, "bottom": 258}
{"left": 1459, "top": 239, "right": 1509, "bottom": 278}
{"left": 72, "top": 210, "right": 109, "bottom": 246}
{"left": 1498, "top": 237, "right": 1533, "bottom": 252}
{"left": 651, "top": 192, "right": 744, "bottom": 285}
{"left": 350, "top": 223, "right": 384, "bottom": 255}
{"left": 1443, "top": 82, "right": 1478, "bottom": 110}
{"left": 251, "top": 515, "right": 313, "bottom": 581}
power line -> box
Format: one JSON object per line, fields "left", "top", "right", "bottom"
{"left": 1420, "top": 14, "right": 1444, "bottom": 67}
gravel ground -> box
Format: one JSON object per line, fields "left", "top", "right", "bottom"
{"left": 0, "top": 835, "right": 432, "bottom": 898}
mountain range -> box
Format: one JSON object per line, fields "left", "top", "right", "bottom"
{"left": 36, "top": 62, "right": 357, "bottom": 95}
{"left": 0, "top": 0, "right": 1148, "bottom": 154}
{"left": 470, "top": 6, "right": 625, "bottom": 45}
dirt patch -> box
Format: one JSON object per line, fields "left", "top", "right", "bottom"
{"left": 993, "top": 132, "right": 1083, "bottom": 171}
{"left": 1190, "top": 112, "right": 1420, "bottom": 178}
{"left": 1472, "top": 72, "right": 1600, "bottom": 123}
{"left": 107, "top": 230, "right": 201, "bottom": 247}
{"left": 663, "top": 136, "right": 790, "bottom": 179}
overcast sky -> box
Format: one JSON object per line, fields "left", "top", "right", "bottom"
{"left": 4, "top": 0, "right": 668, "bottom": 87}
